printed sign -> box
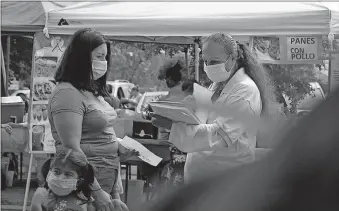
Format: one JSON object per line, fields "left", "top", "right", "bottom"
{"left": 330, "top": 53, "right": 339, "bottom": 93}
{"left": 29, "top": 32, "right": 71, "bottom": 153}
{"left": 287, "top": 36, "right": 318, "bottom": 61}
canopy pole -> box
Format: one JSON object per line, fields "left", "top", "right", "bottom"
{"left": 184, "top": 47, "right": 189, "bottom": 77}
{"left": 1, "top": 41, "right": 7, "bottom": 96}
{"left": 6, "top": 36, "right": 11, "bottom": 93}
{"left": 194, "top": 40, "right": 199, "bottom": 82}
{"left": 22, "top": 153, "right": 33, "bottom": 211}
{"left": 328, "top": 33, "right": 334, "bottom": 94}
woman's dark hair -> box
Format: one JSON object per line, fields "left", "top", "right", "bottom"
{"left": 107, "top": 84, "right": 113, "bottom": 94}
{"left": 158, "top": 58, "right": 186, "bottom": 83}
{"left": 182, "top": 79, "right": 198, "bottom": 95}
{"left": 275, "top": 90, "right": 288, "bottom": 108}
{"left": 204, "top": 33, "right": 276, "bottom": 116}
{"left": 40, "top": 149, "right": 96, "bottom": 200}
{"left": 165, "top": 62, "right": 182, "bottom": 83}
{"left": 55, "top": 28, "right": 111, "bottom": 97}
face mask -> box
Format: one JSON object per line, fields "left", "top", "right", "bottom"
{"left": 204, "top": 56, "right": 235, "bottom": 83}
{"left": 46, "top": 171, "right": 78, "bottom": 196}
{"left": 92, "top": 60, "right": 107, "bottom": 80}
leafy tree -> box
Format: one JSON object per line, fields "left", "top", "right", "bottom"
{"left": 1, "top": 35, "right": 33, "bottom": 87}
{"left": 109, "top": 41, "right": 190, "bottom": 91}
{"left": 264, "top": 64, "right": 319, "bottom": 113}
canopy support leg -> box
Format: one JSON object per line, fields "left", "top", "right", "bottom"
{"left": 194, "top": 41, "right": 199, "bottom": 82}
{"left": 22, "top": 153, "right": 33, "bottom": 211}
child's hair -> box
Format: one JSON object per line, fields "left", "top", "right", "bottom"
{"left": 40, "top": 148, "right": 95, "bottom": 200}
{"left": 182, "top": 79, "right": 199, "bottom": 95}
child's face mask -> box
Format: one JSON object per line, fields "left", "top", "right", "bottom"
{"left": 47, "top": 171, "right": 78, "bottom": 196}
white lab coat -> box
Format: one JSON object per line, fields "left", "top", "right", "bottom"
{"left": 169, "top": 68, "right": 262, "bottom": 183}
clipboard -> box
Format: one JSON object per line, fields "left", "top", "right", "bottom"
{"left": 149, "top": 101, "right": 201, "bottom": 125}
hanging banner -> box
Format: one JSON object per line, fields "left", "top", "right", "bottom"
{"left": 330, "top": 53, "right": 339, "bottom": 93}
{"left": 29, "top": 32, "right": 71, "bottom": 153}
{"left": 251, "top": 35, "right": 326, "bottom": 64}
{"left": 286, "top": 36, "right": 318, "bottom": 61}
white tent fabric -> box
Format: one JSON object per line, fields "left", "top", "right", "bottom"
{"left": 1, "top": 1, "right": 78, "bottom": 32}
{"left": 322, "top": 2, "right": 339, "bottom": 35}
{"left": 46, "top": 2, "right": 335, "bottom": 39}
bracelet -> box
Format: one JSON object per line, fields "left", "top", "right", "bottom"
{"left": 91, "top": 187, "right": 102, "bottom": 192}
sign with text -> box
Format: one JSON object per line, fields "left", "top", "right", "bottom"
{"left": 286, "top": 36, "right": 318, "bottom": 61}
{"left": 29, "top": 32, "right": 71, "bottom": 153}
{"left": 330, "top": 53, "right": 339, "bottom": 93}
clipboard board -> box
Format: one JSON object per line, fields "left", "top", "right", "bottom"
{"left": 149, "top": 101, "right": 201, "bottom": 125}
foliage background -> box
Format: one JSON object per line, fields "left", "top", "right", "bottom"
{"left": 1, "top": 35, "right": 330, "bottom": 112}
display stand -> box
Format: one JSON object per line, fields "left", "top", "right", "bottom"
{"left": 22, "top": 32, "right": 69, "bottom": 211}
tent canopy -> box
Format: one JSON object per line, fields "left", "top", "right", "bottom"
{"left": 1, "top": 1, "right": 77, "bottom": 32}
{"left": 2, "top": 2, "right": 339, "bottom": 44}
{"left": 46, "top": 2, "right": 336, "bottom": 39}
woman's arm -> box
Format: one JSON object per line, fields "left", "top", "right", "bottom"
{"left": 30, "top": 188, "right": 45, "bottom": 211}
{"left": 170, "top": 84, "right": 260, "bottom": 153}
{"left": 50, "top": 89, "right": 85, "bottom": 152}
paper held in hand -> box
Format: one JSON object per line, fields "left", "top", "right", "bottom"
{"left": 118, "top": 136, "right": 162, "bottom": 166}
{"left": 193, "top": 83, "right": 213, "bottom": 124}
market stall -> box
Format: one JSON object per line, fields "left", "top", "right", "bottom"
{"left": 39, "top": 1, "right": 339, "bottom": 203}
{"left": 2, "top": 2, "right": 339, "bottom": 210}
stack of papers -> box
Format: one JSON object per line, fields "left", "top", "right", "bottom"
{"left": 149, "top": 83, "right": 213, "bottom": 125}
{"left": 149, "top": 101, "right": 201, "bottom": 125}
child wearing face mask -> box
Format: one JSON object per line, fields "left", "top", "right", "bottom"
{"left": 30, "top": 148, "right": 96, "bottom": 211}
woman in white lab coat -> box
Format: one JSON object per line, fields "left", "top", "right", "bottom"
{"left": 152, "top": 33, "right": 276, "bottom": 183}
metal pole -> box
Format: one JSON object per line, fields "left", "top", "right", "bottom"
{"left": 184, "top": 47, "right": 189, "bottom": 77}
{"left": 1, "top": 42, "right": 7, "bottom": 95}
{"left": 6, "top": 36, "right": 11, "bottom": 91}
{"left": 22, "top": 153, "right": 33, "bottom": 211}
{"left": 194, "top": 41, "right": 199, "bottom": 81}
{"left": 328, "top": 34, "right": 334, "bottom": 95}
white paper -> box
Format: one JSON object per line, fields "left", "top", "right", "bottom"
{"left": 193, "top": 83, "right": 213, "bottom": 124}
{"left": 1, "top": 96, "right": 24, "bottom": 104}
{"left": 193, "top": 83, "right": 213, "bottom": 103}
{"left": 119, "top": 136, "right": 162, "bottom": 166}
